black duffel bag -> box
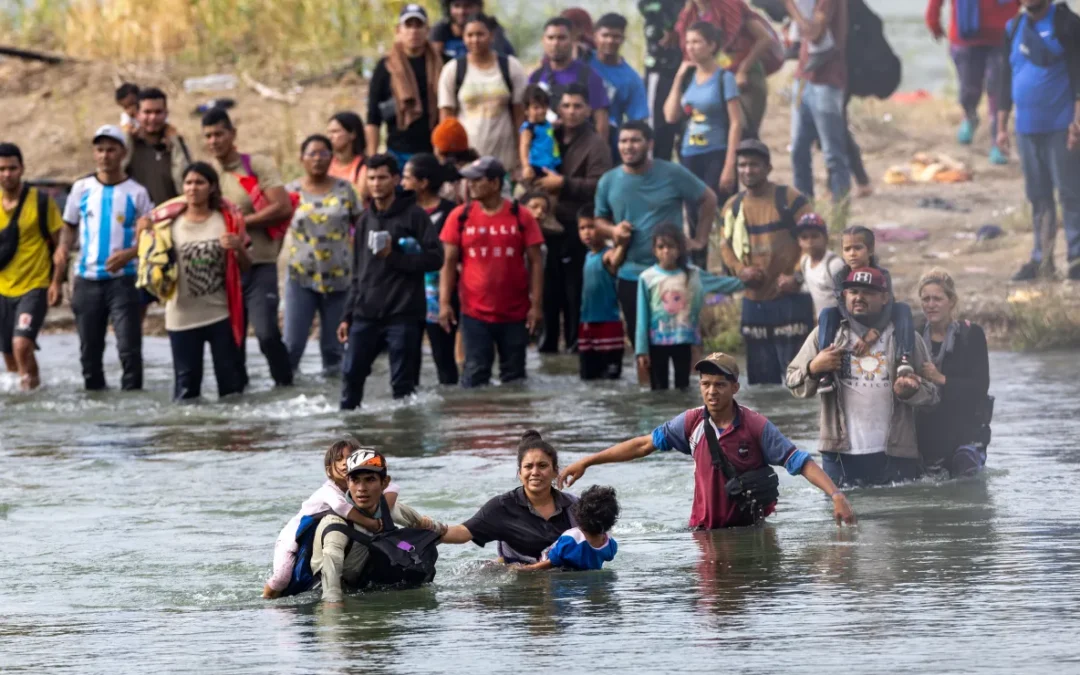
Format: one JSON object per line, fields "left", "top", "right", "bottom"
{"left": 0, "top": 185, "right": 30, "bottom": 270}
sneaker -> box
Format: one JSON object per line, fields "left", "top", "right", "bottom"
{"left": 818, "top": 373, "right": 836, "bottom": 393}
{"left": 1012, "top": 260, "right": 1040, "bottom": 282}
{"left": 896, "top": 354, "right": 915, "bottom": 378}
{"left": 989, "top": 145, "right": 1008, "bottom": 165}
{"left": 957, "top": 118, "right": 976, "bottom": 145}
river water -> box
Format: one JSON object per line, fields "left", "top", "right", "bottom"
{"left": 3, "top": 335, "right": 1080, "bottom": 673}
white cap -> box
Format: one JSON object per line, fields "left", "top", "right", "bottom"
{"left": 92, "top": 124, "right": 127, "bottom": 149}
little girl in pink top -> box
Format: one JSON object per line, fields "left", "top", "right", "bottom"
{"left": 262, "top": 440, "right": 400, "bottom": 598}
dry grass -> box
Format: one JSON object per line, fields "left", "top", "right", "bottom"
{"left": 1007, "top": 287, "right": 1080, "bottom": 352}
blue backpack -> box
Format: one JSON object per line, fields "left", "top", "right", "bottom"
{"left": 281, "top": 511, "right": 332, "bottom": 597}
{"left": 956, "top": 0, "right": 982, "bottom": 40}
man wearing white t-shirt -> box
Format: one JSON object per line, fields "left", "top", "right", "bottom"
{"left": 786, "top": 267, "right": 938, "bottom": 486}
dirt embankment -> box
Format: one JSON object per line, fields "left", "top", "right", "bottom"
{"left": 3, "top": 58, "right": 1076, "bottom": 348}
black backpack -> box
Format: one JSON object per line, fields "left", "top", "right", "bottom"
{"left": 322, "top": 498, "right": 440, "bottom": 589}
{"left": 847, "top": 0, "right": 902, "bottom": 99}
{"left": 0, "top": 187, "right": 53, "bottom": 272}
{"left": 457, "top": 198, "right": 523, "bottom": 234}
{"left": 454, "top": 54, "right": 515, "bottom": 116}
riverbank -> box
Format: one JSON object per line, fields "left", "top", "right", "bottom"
{"left": 6, "top": 57, "right": 1078, "bottom": 350}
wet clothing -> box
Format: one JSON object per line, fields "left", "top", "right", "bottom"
{"left": 0, "top": 287, "right": 47, "bottom": 353}
{"left": 459, "top": 314, "right": 529, "bottom": 388}
{"left": 71, "top": 276, "right": 143, "bottom": 390}
{"left": 168, "top": 318, "right": 245, "bottom": 400}
{"left": 916, "top": 321, "right": 991, "bottom": 472}
{"left": 463, "top": 486, "right": 578, "bottom": 564}
{"left": 545, "top": 528, "right": 617, "bottom": 570}
{"left": 651, "top": 402, "right": 811, "bottom": 530}
{"left": 312, "top": 500, "right": 429, "bottom": 604}
{"left": 787, "top": 321, "right": 939, "bottom": 463}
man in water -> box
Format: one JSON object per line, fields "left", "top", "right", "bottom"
{"left": 786, "top": 268, "right": 938, "bottom": 486}
{"left": 311, "top": 449, "right": 445, "bottom": 606}
{"left": 559, "top": 352, "right": 856, "bottom": 529}
{"left": 719, "top": 139, "right": 815, "bottom": 385}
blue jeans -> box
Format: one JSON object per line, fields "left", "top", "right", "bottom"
{"left": 460, "top": 314, "right": 528, "bottom": 388}
{"left": 340, "top": 319, "right": 419, "bottom": 410}
{"left": 168, "top": 318, "right": 246, "bottom": 401}
{"left": 818, "top": 302, "right": 915, "bottom": 357}
{"left": 1016, "top": 130, "right": 1080, "bottom": 264}
{"left": 821, "top": 451, "right": 919, "bottom": 487}
{"left": 791, "top": 81, "right": 851, "bottom": 202}
{"left": 283, "top": 279, "right": 347, "bottom": 374}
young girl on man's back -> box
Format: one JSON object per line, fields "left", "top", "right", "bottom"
{"left": 262, "top": 439, "right": 401, "bottom": 598}
{"left": 816, "top": 225, "right": 915, "bottom": 392}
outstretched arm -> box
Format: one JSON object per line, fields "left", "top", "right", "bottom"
{"left": 558, "top": 435, "right": 656, "bottom": 488}
{"left": 441, "top": 524, "right": 474, "bottom": 544}
{"left": 800, "top": 461, "right": 855, "bottom": 525}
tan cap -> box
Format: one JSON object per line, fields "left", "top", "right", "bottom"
{"left": 694, "top": 352, "right": 740, "bottom": 380}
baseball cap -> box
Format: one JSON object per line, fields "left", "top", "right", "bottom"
{"left": 842, "top": 267, "right": 888, "bottom": 291}
{"left": 346, "top": 448, "right": 388, "bottom": 476}
{"left": 92, "top": 124, "right": 127, "bottom": 149}
{"left": 458, "top": 156, "right": 506, "bottom": 180}
{"left": 398, "top": 3, "right": 428, "bottom": 25}
{"left": 735, "top": 138, "right": 770, "bottom": 162}
{"left": 795, "top": 212, "right": 828, "bottom": 235}
{"left": 694, "top": 352, "right": 740, "bottom": 381}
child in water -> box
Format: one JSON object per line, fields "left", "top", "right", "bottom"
{"left": 521, "top": 485, "right": 620, "bottom": 571}
{"left": 816, "top": 225, "right": 916, "bottom": 393}
{"left": 262, "top": 439, "right": 401, "bottom": 599}
{"left": 577, "top": 205, "right": 627, "bottom": 380}
{"left": 636, "top": 223, "right": 743, "bottom": 391}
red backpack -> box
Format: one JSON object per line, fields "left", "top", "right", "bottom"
{"left": 234, "top": 154, "right": 299, "bottom": 240}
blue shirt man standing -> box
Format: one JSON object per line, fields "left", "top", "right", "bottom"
{"left": 588, "top": 13, "right": 650, "bottom": 160}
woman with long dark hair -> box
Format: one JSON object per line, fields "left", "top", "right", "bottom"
{"left": 283, "top": 135, "right": 362, "bottom": 376}
{"left": 326, "top": 111, "right": 368, "bottom": 199}
{"left": 139, "top": 162, "right": 249, "bottom": 400}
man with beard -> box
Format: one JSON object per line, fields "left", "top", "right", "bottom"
{"left": 786, "top": 267, "right": 938, "bottom": 487}
{"left": 593, "top": 120, "right": 717, "bottom": 352}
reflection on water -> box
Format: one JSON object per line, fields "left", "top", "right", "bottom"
{"left": 3, "top": 338, "right": 1080, "bottom": 672}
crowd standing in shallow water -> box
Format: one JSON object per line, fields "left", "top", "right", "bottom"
{"left": 0, "top": 0, "right": 1071, "bottom": 599}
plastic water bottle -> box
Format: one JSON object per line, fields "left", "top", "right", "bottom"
{"left": 398, "top": 237, "right": 421, "bottom": 254}
{"left": 183, "top": 74, "right": 238, "bottom": 93}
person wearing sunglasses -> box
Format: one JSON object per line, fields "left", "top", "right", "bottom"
{"left": 283, "top": 135, "right": 363, "bottom": 376}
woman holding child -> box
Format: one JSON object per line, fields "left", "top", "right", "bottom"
{"left": 441, "top": 430, "right": 619, "bottom": 570}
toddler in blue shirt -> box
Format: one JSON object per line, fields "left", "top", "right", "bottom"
{"left": 521, "top": 485, "right": 619, "bottom": 571}
{"left": 519, "top": 84, "right": 561, "bottom": 183}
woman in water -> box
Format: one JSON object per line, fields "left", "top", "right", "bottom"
{"left": 441, "top": 430, "right": 577, "bottom": 564}
{"left": 915, "top": 268, "right": 991, "bottom": 478}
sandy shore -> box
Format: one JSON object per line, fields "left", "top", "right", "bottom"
{"left": 5, "top": 58, "right": 1076, "bottom": 348}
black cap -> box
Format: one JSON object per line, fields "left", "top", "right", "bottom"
{"left": 735, "top": 139, "right": 770, "bottom": 162}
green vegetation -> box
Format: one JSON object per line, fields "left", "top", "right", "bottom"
{"left": 1008, "top": 289, "right": 1080, "bottom": 352}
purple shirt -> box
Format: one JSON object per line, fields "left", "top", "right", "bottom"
{"left": 528, "top": 60, "right": 611, "bottom": 112}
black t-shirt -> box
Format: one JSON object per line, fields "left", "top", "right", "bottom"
{"left": 367, "top": 56, "right": 434, "bottom": 156}
{"left": 463, "top": 487, "right": 577, "bottom": 561}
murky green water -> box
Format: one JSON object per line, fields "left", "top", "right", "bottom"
{"left": 3, "top": 336, "right": 1080, "bottom": 672}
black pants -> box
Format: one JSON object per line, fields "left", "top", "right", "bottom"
{"left": 649, "top": 344, "right": 692, "bottom": 391}
{"left": 681, "top": 149, "right": 736, "bottom": 268}
{"left": 71, "top": 276, "right": 142, "bottom": 390}
{"left": 617, "top": 279, "right": 639, "bottom": 350}
{"left": 538, "top": 232, "right": 583, "bottom": 353}
{"left": 425, "top": 321, "right": 459, "bottom": 385}
{"left": 340, "top": 318, "right": 420, "bottom": 410}
{"left": 241, "top": 263, "right": 293, "bottom": 387}
{"left": 168, "top": 318, "right": 246, "bottom": 400}
{"left": 460, "top": 314, "right": 528, "bottom": 388}
{"left": 579, "top": 349, "right": 623, "bottom": 380}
